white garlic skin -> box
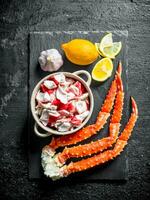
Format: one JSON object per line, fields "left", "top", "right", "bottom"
{"left": 39, "top": 49, "right": 63, "bottom": 72}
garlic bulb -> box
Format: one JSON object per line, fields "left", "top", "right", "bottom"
{"left": 39, "top": 49, "right": 63, "bottom": 72}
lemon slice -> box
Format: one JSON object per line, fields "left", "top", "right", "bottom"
{"left": 100, "top": 42, "right": 122, "bottom": 59}
{"left": 99, "top": 33, "right": 113, "bottom": 50}
{"left": 92, "top": 58, "right": 113, "bottom": 82}
{"left": 95, "top": 43, "right": 104, "bottom": 57}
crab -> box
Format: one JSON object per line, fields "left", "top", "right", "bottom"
{"left": 41, "top": 62, "right": 138, "bottom": 180}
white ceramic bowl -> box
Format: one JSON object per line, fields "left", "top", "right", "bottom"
{"left": 31, "top": 70, "right": 94, "bottom": 137}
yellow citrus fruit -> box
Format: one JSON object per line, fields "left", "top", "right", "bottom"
{"left": 99, "top": 33, "right": 113, "bottom": 51}
{"left": 92, "top": 58, "right": 113, "bottom": 82}
{"left": 101, "top": 42, "right": 122, "bottom": 59}
{"left": 61, "top": 39, "right": 99, "bottom": 65}
{"left": 96, "top": 33, "right": 122, "bottom": 59}
{"left": 95, "top": 43, "right": 105, "bottom": 57}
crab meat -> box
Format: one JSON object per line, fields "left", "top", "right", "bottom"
{"left": 36, "top": 91, "right": 53, "bottom": 103}
{"left": 49, "top": 110, "right": 60, "bottom": 118}
{"left": 49, "top": 105, "right": 57, "bottom": 110}
{"left": 74, "top": 81, "right": 86, "bottom": 95}
{"left": 52, "top": 121, "right": 62, "bottom": 128}
{"left": 57, "top": 122, "right": 72, "bottom": 132}
{"left": 53, "top": 118, "right": 72, "bottom": 131}
{"left": 48, "top": 116, "right": 60, "bottom": 125}
{"left": 60, "top": 78, "right": 75, "bottom": 87}
{"left": 71, "top": 117, "right": 82, "bottom": 126}
{"left": 67, "top": 85, "right": 80, "bottom": 96}
{"left": 53, "top": 73, "right": 66, "bottom": 84}
{"left": 67, "top": 101, "right": 76, "bottom": 113}
{"left": 56, "top": 118, "right": 72, "bottom": 123}
{"left": 66, "top": 78, "right": 75, "bottom": 85}
{"left": 41, "top": 146, "right": 63, "bottom": 180}
{"left": 36, "top": 91, "right": 44, "bottom": 102}
{"left": 71, "top": 110, "right": 89, "bottom": 126}
{"left": 43, "top": 80, "right": 57, "bottom": 89}
{"left": 40, "top": 102, "right": 52, "bottom": 109}
{"left": 74, "top": 93, "right": 89, "bottom": 101}
{"left": 76, "top": 100, "right": 88, "bottom": 114}
{"left": 43, "top": 92, "right": 51, "bottom": 102}
{"left": 37, "top": 102, "right": 57, "bottom": 110}
{"left": 56, "top": 86, "right": 68, "bottom": 104}
{"left": 35, "top": 107, "right": 43, "bottom": 116}
{"left": 48, "top": 111, "right": 60, "bottom": 125}
{"left": 40, "top": 109, "right": 49, "bottom": 126}
{"left": 86, "top": 99, "right": 90, "bottom": 110}
{"left": 67, "top": 92, "right": 76, "bottom": 101}
{"left": 76, "top": 111, "right": 90, "bottom": 121}
{"left": 59, "top": 110, "right": 70, "bottom": 117}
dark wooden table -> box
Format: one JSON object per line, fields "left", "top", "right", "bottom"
{"left": 0, "top": 1, "right": 150, "bottom": 199}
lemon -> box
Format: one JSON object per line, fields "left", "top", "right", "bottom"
{"left": 61, "top": 39, "right": 99, "bottom": 65}
{"left": 101, "top": 42, "right": 122, "bottom": 59}
{"left": 92, "top": 58, "right": 113, "bottom": 82}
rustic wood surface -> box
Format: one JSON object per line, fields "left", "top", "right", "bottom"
{"left": 0, "top": 0, "right": 150, "bottom": 199}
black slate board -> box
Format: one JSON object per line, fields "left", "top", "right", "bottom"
{"left": 28, "top": 31, "right": 128, "bottom": 181}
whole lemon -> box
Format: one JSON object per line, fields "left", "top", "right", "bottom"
{"left": 61, "top": 39, "right": 99, "bottom": 65}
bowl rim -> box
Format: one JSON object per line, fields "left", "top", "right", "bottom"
{"left": 30, "top": 71, "right": 94, "bottom": 135}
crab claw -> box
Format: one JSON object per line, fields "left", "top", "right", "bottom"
{"left": 116, "top": 72, "right": 123, "bottom": 91}
{"left": 131, "top": 97, "right": 138, "bottom": 115}
{"left": 117, "top": 61, "right": 122, "bottom": 75}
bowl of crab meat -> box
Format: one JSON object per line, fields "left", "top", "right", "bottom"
{"left": 31, "top": 70, "right": 94, "bottom": 137}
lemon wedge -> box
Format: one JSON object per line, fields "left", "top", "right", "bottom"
{"left": 101, "top": 42, "right": 122, "bottom": 59}
{"left": 99, "top": 33, "right": 113, "bottom": 51}
{"left": 96, "top": 33, "right": 122, "bottom": 59}
{"left": 95, "top": 43, "right": 105, "bottom": 57}
{"left": 92, "top": 58, "right": 113, "bottom": 82}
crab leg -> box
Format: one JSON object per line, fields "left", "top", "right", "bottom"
{"left": 62, "top": 97, "right": 138, "bottom": 177}
{"left": 49, "top": 62, "right": 122, "bottom": 151}
{"left": 55, "top": 74, "right": 124, "bottom": 165}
